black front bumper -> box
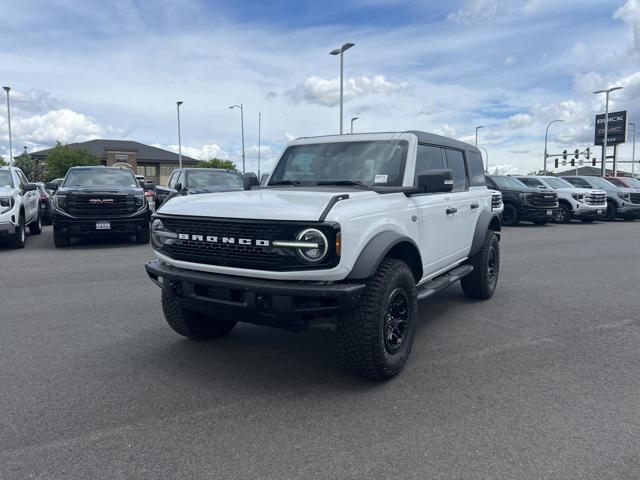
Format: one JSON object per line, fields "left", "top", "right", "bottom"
{"left": 145, "top": 260, "right": 366, "bottom": 328}
{"left": 520, "top": 206, "right": 557, "bottom": 221}
{"left": 53, "top": 208, "right": 150, "bottom": 237}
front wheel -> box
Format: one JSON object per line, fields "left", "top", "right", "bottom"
{"left": 337, "top": 258, "right": 418, "bottom": 381}
{"left": 501, "top": 203, "right": 519, "bottom": 226}
{"left": 9, "top": 214, "right": 26, "bottom": 249}
{"left": 461, "top": 231, "right": 500, "bottom": 300}
{"left": 161, "top": 290, "right": 237, "bottom": 340}
{"left": 53, "top": 231, "right": 70, "bottom": 248}
{"left": 29, "top": 209, "right": 42, "bottom": 235}
{"left": 605, "top": 201, "right": 617, "bottom": 221}
{"left": 554, "top": 204, "right": 572, "bottom": 224}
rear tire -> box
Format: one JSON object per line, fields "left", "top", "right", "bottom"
{"left": 501, "top": 203, "right": 519, "bottom": 226}
{"left": 461, "top": 231, "right": 500, "bottom": 300}
{"left": 161, "top": 290, "right": 237, "bottom": 340}
{"left": 29, "top": 209, "right": 42, "bottom": 235}
{"left": 53, "top": 231, "right": 70, "bottom": 248}
{"left": 337, "top": 258, "right": 418, "bottom": 381}
{"left": 9, "top": 214, "right": 26, "bottom": 249}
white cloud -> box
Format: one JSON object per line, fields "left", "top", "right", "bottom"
{"left": 614, "top": 0, "right": 640, "bottom": 53}
{"left": 155, "top": 143, "right": 230, "bottom": 161}
{"left": 448, "top": 0, "right": 498, "bottom": 24}
{"left": 285, "top": 75, "right": 408, "bottom": 107}
{"left": 503, "top": 56, "right": 517, "bottom": 65}
{"left": 503, "top": 113, "right": 534, "bottom": 128}
{"left": 488, "top": 164, "right": 520, "bottom": 175}
{"left": 433, "top": 124, "right": 457, "bottom": 137}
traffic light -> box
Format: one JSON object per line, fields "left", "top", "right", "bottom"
{"left": 571, "top": 158, "right": 575, "bottom": 167}
{"left": 555, "top": 159, "right": 559, "bottom": 168}
{"left": 574, "top": 149, "right": 579, "bottom": 159}
{"left": 585, "top": 147, "right": 590, "bottom": 158}
{"left": 592, "top": 157, "right": 596, "bottom": 166}
{"left": 562, "top": 149, "right": 568, "bottom": 160}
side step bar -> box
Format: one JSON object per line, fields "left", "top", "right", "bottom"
{"left": 417, "top": 264, "right": 474, "bottom": 300}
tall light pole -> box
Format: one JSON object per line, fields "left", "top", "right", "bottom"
{"left": 229, "top": 104, "right": 245, "bottom": 173}
{"left": 176, "top": 101, "right": 183, "bottom": 168}
{"left": 475, "top": 125, "right": 484, "bottom": 147}
{"left": 593, "top": 86, "right": 623, "bottom": 177}
{"left": 3, "top": 87, "right": 13, "bottom": 166}
{"left": 258, "top": 111, "right": 261, "bottom": 179}
{"left": 350, "top": 117, "right": 359, "bottom": 134}
{"left": 630, "top": 122, "right": 636, "bottom": 178}
{"left": 330, "top": 42, "right": 355, "bottom": 135}
{"left": 479, "top": 146, "right": 489, "bottom": 174}
{"left": 544, "top": 119, "right": 564, "bottom": 173}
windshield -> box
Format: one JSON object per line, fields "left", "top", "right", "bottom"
{"left": 584, "top": 177, "right": 616, "bottom": 189}
{"left": 490, "top": 176, "right": 527, "bottom": 189}
{"left": 543, "top": 177, "right": 574, "bottom": 189}
{"left": 0, "top": 171, "right": 13, "bottom": 188}
{"left": 269, "top": 140, "right": 408, "bottom": 187}
{"left": 187, "top": 170, "right": 243, "bottom": 188}
{"left": 63, "top": 168, "right": 138, "bottom": 187}
{"left": 625, "top": 178, "right": 640, "bottom": 188}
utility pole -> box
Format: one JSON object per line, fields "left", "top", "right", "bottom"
{"left": 229, "top": 104, "right": 246, "bottom": 173}
{"left": 593, "top": 86, "right": 623, "bottom": 177}
{"left": 258, "top": 112, "right": 261, "bottom": 179}
{"left": 475, "top": 125, "right": 484, "bottom": 147}
{"left": 3, "top": 87, "right": 13, "bottom": 165}
{"left": 176, "top": 101, "right": 183, "bottom": 168}
{"left": 330, "top": 43, "right": 355, "bottom": 135}
{"left": 544, "top": 119, "right": 564, "bottom": 173}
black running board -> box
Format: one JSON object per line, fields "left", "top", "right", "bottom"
{"left": 417, "top": 264, "right": 474, "bottom": 300}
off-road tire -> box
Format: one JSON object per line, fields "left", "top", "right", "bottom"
{"left": 9, "top": 214, "right": 26, "bottom": 249}
{"left": 554, "top": 203, "right": 572, "bottom": 224}
{"left": 605, "top": 201, "right": 617, "bottom": 221}
{"left": 29, "top": 209, "right": 42, "bottom": 235}
{"left": 161, "top": 290, "right": 237, "bottom": 340}
{"left": 136, "top": 228, "right": 151, "bottom": 244}
{"left": 337, "top": 258, "right": 418, "bottom": 381}
{"left": 53, "top": 231, "right": 70, "bottom": 248}
{"left": 502, "top": 203, "right": 519, "bottom": 226}
{"left": 461, "top": 231, "right": 500, "bottom": 300}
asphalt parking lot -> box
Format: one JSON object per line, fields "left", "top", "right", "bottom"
{"left": 1, "top": 222, "right": 639, "bottom": 479}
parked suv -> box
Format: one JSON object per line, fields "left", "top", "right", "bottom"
{"left": 145, "top": 131, "right": 502, "bottom": 380}
{"left": 486, "top": 175, "right": 558, "bottom": 226}
{"left": 605, "top": 176, "right": 640, "bottom": 190}
{"left": 0, "top": 167, "right": 42, "bottom": 248}
{"left": 562, "top": 176, "right": 640, "bottom": 221}
{"left": 516, "top": 176, "right": 606, "bottom": 223}
{"left": 50, "top": 166, "right": 150, "bottom": 247}
{"left": 154, "top": 168, "right": 244, "bottom": 209}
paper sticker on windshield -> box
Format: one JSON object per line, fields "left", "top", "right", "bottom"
{"left": 374, "top": 175, "right": 388, "bottom": 184}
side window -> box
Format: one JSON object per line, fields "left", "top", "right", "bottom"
{"left": 168, "top": 171, "right": 178, "bottom": 188}
{"left": 16, "top": 170, "right": 29, "bottom": 186}
{"left": 176, "top": 171, "right": 185, "bottom": 187}
{"left": 567, "top": 178, "right": 590, "bottom": 188}
{"left": 520, "top": 178, "right": 542, "bottom": 188}
{"left": 444, "top": 149, "right": 468, "bottom": 192}
{"left": 466, "top": 151, "right": 486, "bottom": 186}
{"left": 414, "top": 144, "right": 445, "bottom": 183}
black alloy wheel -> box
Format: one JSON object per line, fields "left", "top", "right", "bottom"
{"left": 383, "top": 288, "right": 410, "bottom": 354}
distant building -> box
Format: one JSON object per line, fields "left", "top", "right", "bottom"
{"left": 30, "top": 139, "right": 198, "bottom": 185}
{"left": 557, "top": 166, "right": 635, "bottom": 177}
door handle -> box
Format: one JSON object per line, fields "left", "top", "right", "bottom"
{"left": 446, "top": 207, "right": 458, "bottom": 215}
{"left": 471, "top": 203, "right": 479, "bottom": 209}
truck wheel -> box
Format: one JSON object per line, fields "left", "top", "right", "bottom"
{"left": 136, "top": 228, "right": 150, "bottom": 244}
{"left": 9, "top": 214, "right": 26, "bottom": 249}
{"left": 53, "top": 231, "right": 70, "bottom": 248}
{"left": 161, "top": 290, "right": 237, "bottom": 340}
{"left": 501, "top": 204, "right": 519, "bottom": 226}
{"left": 29, "top": 209, "right": 42, "bottom": 235}
{"left": 461, "top": 231, "right": 500, "bottom": 300}
{"left": 605, "top": 201, "right": 617, "bottom": 221}
{"left": 337, "top": 258, "right": 418, "bottom": 381}
{"left": 554, "top": 204, "right": 571, "bottom": 224}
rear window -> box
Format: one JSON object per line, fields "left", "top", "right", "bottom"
{"left": 466, "top": 151, "right": 486, "bottom": 186}
{"left": 444, "top": 149, "right": 468, "bottom": 192}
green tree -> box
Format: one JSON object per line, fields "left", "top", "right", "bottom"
{"left": 0, "top": 155, "right": 7, "bottom": 167}
{"left": 13, "top": 153, "right": 44, "bottom": 182}
{"left": 196, "top": 158, "right": 237, "bottom": 170}
{"left": 527, "top": 169, "right": 556, "bottom": 176}
{"left": 44, "top": 142, "right": 101, "bottom": 181}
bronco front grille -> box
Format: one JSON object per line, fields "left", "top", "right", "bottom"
{"left": 65, "top": 195, "right": 137, "bottom": 217}
{"left": 159, "top": 216, "right": 339, "bottom": 271}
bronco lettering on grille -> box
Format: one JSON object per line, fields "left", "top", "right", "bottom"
{"left": 178, "top": 233, "right": 271, "bottom": 246}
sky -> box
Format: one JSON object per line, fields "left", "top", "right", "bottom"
{"left": 1, "top": 0, "right": 640, "bottom": 175}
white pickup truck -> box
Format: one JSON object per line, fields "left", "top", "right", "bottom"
{"left": 145, "top": 132, "right": 503, "bottom": 379}
{"left": 0, "top": 166, "right": 42, "bottom": 248}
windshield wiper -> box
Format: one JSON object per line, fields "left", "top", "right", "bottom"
{"left": 317, "top": 180, "right": 368, "bottom": 187}
{"left": 268, "top": 180, "right": 304, "bottom": 186}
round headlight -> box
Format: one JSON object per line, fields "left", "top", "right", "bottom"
{"left": 151, "top": 219, "right": 165, "bottom": 232}
{"left": 296, "top": 228, "right": 328, "bottom": 263}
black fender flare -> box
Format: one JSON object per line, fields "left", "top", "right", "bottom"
{"left": 469, "top": 210, "right": 501, "bottom": 257}
{"left": 347, "top": 231, "right": 420, "bottom": 280}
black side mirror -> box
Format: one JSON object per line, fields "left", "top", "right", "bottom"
{"left": 174, "top": 182, "right": 183, "bottom": 192}
{"left": 243, "top": 172, "right": 259, "bottom": 190}
{"left": 145, "top": 182, "right": 155, "bottom": 191}
{"left": 417, "top": 169, "right": 454, "bottom": 193}
{"left": 45, "top": 182, "right": 59, "bottom": 192}
{"left": 22, "top": 183, "right": 38, "bottom": 192}
{"left": 138, "top": 180, "right": 145, "bottom": 188}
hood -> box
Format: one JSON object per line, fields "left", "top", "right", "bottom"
{"left": 157, "top": 188, "right": 377, "bottom": 221}
{"left": 0, "top": 187, "right": 18, "bottom": 197}
{"left": 56, "top": 186, "right": 144, "bottom": 195}
{"left": 187, "top": 186, "right": 244, "bottom": 195}
{"left": 554, "top": 187, "right": 603, "bottom": 195}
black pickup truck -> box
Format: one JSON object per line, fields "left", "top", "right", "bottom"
{"left": 153, "top": 168, "right": 245, "bottom": 209}
{"left": 487, "top": 175, "right": 558, "bottom": 226}
{"left": 49, "top": 166, "right": 150, "bottom": 247}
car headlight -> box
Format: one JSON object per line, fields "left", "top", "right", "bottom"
{"left": 54, "top": 195, "right": 66, "bottom": 209}
{"left": 135, "top": 194, "right": 145, "bottom": 208}
{"left": 0, "top": 197, "right": 14, "bottom": 214}
{"left": 295, "top": 228, "right": 328, "bottom": 263}
{"left": 617, "top": 192, "right": 631, "bottom": 202}
{"left": 151, "top": 218, "right": 177, "bottom": 247}
{"left": 571, "top": 193, "right": 585, "bottom": 201}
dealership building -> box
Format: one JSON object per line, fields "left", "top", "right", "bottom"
{"left": 30, "top": 139, "right": 198, "bottom": 185}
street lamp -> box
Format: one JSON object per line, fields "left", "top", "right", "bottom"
{"left": 475, "top": 125, "right": 484, "bottom": 147}
{"left": 350, "top": 117, "right": 359, "bottom": 134}
{"left": 630, "top": 122, "right": 636, "bottom": 178}
{"left": 544, "top": 119, "right": 564, "bottom": 173}
{"left": 593, "top": 86, "right": 623, "bottom": 177}
{"left": 176, "top": 101, "right": 183, "bottom": 168}
{"left": 229, "top": 104, "right": 246, "bottom": 174}
{"left": 479, "top": 146, "right": 489, "bottom": 174}
{"left": 258, "top": 111, "right": 261, "bottom": 179}
{"left": 330, "top": 42, "right": 355, "bottom": 135}
{"left": 3, "top": 86, "right": 12, "bottom": 166}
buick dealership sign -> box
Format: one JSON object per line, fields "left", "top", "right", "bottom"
{"left": 594, "top": 110, "right": 627, "bottom": 145}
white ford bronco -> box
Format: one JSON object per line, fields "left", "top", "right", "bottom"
{"left": 0, "top": 166, "right": 42, "bottom": 248}
{"left": 146, "top": 132, "right": 502, "bottom": 379}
